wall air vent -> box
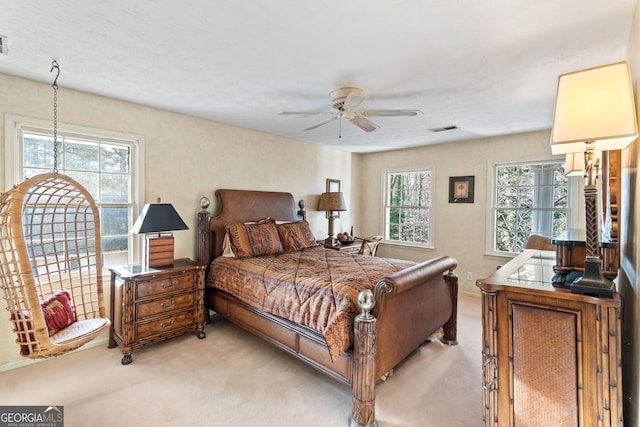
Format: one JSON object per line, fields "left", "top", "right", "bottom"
{"left": 429, "top": 125, "right": 458, "bottom": 133}
{"left": 0, "top": 35, "right": 7, "bottom": 55}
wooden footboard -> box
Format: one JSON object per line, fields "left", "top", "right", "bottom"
{"left": 196, "top": 193, "right": 458, "bottom": 427}
{"left": 351, "top": 256, "right": 458, "bottom": 427}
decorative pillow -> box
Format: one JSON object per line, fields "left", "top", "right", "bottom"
{"left": 225, "top": 221, "right": 283, "bottom": 258}
{"left": 223, "top": 218, "right": 276, "bottom": 258}
{"left": 10, "top": 310, "right": 36, "bottom": 356}
{"left": 221, "top": 233, "right": 236, "bottom": 257}
{"left": 277, "top": 220, "right": 319, "bottom": 252}
{"left": 41, "top": 289, "right": 77, "bottom": 336}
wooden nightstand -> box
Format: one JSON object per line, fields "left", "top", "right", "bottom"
{"left": 109, "top": 258, "right": 206, "bottom": 364}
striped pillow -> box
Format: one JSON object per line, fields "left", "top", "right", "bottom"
{"left": 225, "top": 221, "right": 283, "bottom": 258}
{"left": 277, "top": 220, "right": 319, "bottom": 252}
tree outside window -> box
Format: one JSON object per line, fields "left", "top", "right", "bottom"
{"left": 493, "top": 161, "right": 568, "bottom": 253}
{"left": 22, "top": 131, "right": 135, "bottom": 266}
{"left": 385, "top": 169, "right": 432, "bottom": 246}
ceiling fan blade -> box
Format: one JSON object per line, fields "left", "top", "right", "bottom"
{"left": 280, "top": 111, "right": 335, "bottom": 115}
{"left": 304, "top": 116, "right": 339, "bottom": 131}
{"left": 350, "top": 116, "right": 379, "bottom": 132}
{"left": 362, "top": 109, "right": 423, "bottom": 117}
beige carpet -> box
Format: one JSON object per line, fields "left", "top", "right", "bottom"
{"left": 0, "top": 293, "right": 482, "bottom": 427}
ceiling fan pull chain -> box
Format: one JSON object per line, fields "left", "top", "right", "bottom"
{"left": 339, "top": 113, "right": 342, "bottom": 139}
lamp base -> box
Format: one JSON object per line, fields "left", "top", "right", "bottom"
{"left": 570, "top": 256, "right": 615, "bottom": 298}
{"left": 324, "top": 237, "right": 338, "bottom": 246}
{"left": 145, "top": 233, "right": 175, "bottom": 268}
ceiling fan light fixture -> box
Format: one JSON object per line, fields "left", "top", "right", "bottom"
{"left": 330, "top": 87, "right": 368, "bottom": 110}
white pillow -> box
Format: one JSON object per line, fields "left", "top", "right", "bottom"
{"left": 221, "top": 233, "right": 235, "bottom": 257}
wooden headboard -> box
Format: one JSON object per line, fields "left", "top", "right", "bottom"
{"left": 197, "top": 189, "right": 302, "bottom": 266}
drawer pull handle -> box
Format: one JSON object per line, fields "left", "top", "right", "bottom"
{"left": 160, "top": 300, "right": 175, "bottom": 309}
{"left": 160, "top": 320, "right": 175, "bottom": 329}
{"left": 160, "top": 280, "right": 176, "bottom": 290}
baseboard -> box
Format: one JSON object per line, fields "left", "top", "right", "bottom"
{"left": 0, "top": 337, "right": 110, "bottom": 373}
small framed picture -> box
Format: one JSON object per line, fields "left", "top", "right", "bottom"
{"left": 326, "top": 179, "right": 341, "bottom": 217}
{"left": 449, "top": 176, "right": 474, "bottom": 203}
{"left": 326, "top": 178, "right": 340, "bottom": 193}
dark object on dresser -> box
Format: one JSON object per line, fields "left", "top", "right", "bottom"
{"left": 197, "top": 189, "right": 458, "bottom": 427}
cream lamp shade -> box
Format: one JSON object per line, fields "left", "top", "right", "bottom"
{"left": 551, "top": 61, "right": 638, "bottom": 154}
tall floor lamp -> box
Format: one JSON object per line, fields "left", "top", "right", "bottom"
{"left": 550, "top": 61, "right": 638, "bottom": 297}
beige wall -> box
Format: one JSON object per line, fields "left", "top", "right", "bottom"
{"left": 0, "top": 73, "right": 354, "bottom": 369}
{"left": 356, "top": 130, "right": 561, "bottom": 295}
{"left": 621, "top": 3, "right": 640, "bottom": 425}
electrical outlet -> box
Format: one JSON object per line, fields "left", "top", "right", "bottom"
{"left": 466, "top": 272, "right": 473, "bottom": 281}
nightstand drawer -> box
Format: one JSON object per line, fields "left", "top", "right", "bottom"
{"left": 135, "top": 293, "right": 196, "bottom": 320}
{"left": 135, "top": 273, "right": 195, "bottom": 298}
{"left": 135, "top": 311, "right": 196, "bottom": 339}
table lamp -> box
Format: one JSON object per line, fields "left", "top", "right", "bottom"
{"left": 551, "top": 61, "right": 638, "bottom": 297}
{"left": 318, "top": 192, "right": 347, "bottom": 245}
{"left": 131, "top": 198, "right": 189, "bottom": 268}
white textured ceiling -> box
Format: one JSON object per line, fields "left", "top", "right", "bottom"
{"left": 1, "top": 1, "right": 637, "bottom": 153}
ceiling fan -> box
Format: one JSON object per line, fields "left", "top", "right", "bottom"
{"left": 280, "top": 87, "right": 422, "bottom": 137}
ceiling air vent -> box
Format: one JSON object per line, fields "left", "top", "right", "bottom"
{"left": 0, "top": 35, "right": 7, "bottom": 55}
{"left": 429, "top": 125, "right": 458, "bottom": 133}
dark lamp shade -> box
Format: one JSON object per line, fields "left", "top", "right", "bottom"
{"left": 130, "top": 203, "right": 188, "bottom": 234}
{"left": 318, "top": 192, "right": 347, "bottom": 212}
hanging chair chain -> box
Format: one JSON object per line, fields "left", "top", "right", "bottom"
{"left": 50, "top": 60, "right": 60, "bottom": 174}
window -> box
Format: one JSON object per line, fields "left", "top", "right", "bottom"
{"left": 384, "top": 169, "right": 433, "bottom": 246}
{"left": 5, "top": 115, "right": 143, "bottom": 267}
{"left": 492, "top": 161, "right": 568, "bottom": 254}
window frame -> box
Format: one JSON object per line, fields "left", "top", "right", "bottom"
{"left": 382, "top": 166, "right": 435, "bottom": 249}
{"left": 4, "top": 114, "right": 145, "bottom": 266}
{"left": 486, "top": 157, "right": 579, "bottom": 257}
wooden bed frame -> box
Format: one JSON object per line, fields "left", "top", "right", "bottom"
{"left": 196, "top": 189, "right": 459, "bottom": 427}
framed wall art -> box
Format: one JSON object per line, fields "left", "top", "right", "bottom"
{"left": 325, "top": 179, "right": 341, "bottom": 217}
{"left": 449, "top": 176, "right": 474, "bottom": 203}
{"left": 326, "top": 178, "right": 341, "bottom": 193}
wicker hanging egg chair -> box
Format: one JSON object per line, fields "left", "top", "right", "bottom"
{"left": 0, "top": 173, "right": 111, "bottom": 358}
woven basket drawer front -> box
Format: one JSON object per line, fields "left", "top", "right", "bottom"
{"left": 135, "top": 293, "right": 196, "bottom": 320}
{"left": 135, "top": 312, "right": 196, "bottom": 339}
{"left": 135, "top": 273, "right": 195, "bottom": 298}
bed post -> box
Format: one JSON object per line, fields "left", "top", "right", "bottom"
{"left": 441, "top": 266, "right": 459, "bottom": 345}
{"left": 350, "top": 290, "right": 377, "bottom": 427}
{"left": 197, "top": 209, "right": 211, "bottom": 267}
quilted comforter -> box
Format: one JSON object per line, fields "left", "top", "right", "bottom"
{"left": 206, "top": 246, "right": 415, "bottom": 360}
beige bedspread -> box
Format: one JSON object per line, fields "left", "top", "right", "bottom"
{"left": 206, "top": 246, "right": 415, "bottom": 360}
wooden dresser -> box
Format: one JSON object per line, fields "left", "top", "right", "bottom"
{"left": 109, "top": 258, "right": 206, "bottom": 364}
{"left": 476, "top": 250, "right": 623, "bottom": 426}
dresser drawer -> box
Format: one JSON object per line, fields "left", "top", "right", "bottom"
{"left": 135, "top": 273, "right": 195, "bottom": 298}
{"left": 135, "top": 311, "right": 196, "bottom": 339}
{"left": 135, "top": 293, "right": 196, "bottom": 320}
